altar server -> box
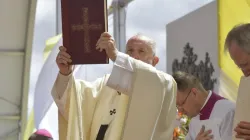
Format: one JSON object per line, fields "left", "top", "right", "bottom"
{"left": 173, "top": 71, "right": 235, "bottom": 140}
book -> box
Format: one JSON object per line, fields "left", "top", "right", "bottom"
{"left": 61, "top": 0, "right": 109, "bottom": 64}
{"left": 233, "top": 76, "right": 250, "bottom": 140}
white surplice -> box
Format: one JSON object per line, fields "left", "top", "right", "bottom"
{"left": 51, "top": 52, "right": 177, "bottom": 140}
{"left": 185, "top": 91, "right": 235, "bottom": 140}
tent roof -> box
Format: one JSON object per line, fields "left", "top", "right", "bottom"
{"left": 0, "top": 0, "right": 36, "bottom": 139}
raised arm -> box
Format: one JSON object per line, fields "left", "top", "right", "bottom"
{"left": 51, "top": 72, "right": 105, "bottom": 120}
{"left": 52, "top": 45, "right": 104, "bottom": 120}
{"left": 52, "top": 45, "right": 74, "bottom": 120}
{"left": 51, "top": 72, "right": 72, "bottom": 120}
{"left": 106, "top": 52, "right": 134, "bottom": 94}
{"left": 106, "top": 51, "right": 178, "bottom": 139}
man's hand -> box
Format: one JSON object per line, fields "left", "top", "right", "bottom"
{"left": 56, "top": 46, "right": 73, "bottom": 75}
{"left": 195, "top": 125, "right": 213, "bottom": 140}
{"left": 235, "top": 121, "right": 250, "bottom": 140}
{"left": 96, "top": 32, "right": 118, "bottom": 62}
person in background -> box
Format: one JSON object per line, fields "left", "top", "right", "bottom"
{"left": 173, "top": 71, "right": 235, "bottom": 140}
{"left": 28, "top": 129, "right": 53, "bottom": 140}
{"left": 224, "top": 23, "right": 250, "bottom": 140}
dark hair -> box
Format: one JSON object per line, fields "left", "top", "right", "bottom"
{"left": 172, "top": 71, "right": 205, "bottom": 92}
{"left": 28, "top": 134, "right": 53, "bottom": 140}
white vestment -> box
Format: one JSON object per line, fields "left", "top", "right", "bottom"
{"left": 51, "top": 52, "right": 177, "bottom": 140}
{"left": 233, "top": 76, "right": 250, "bottom": 140}
{"left": 185, "top": 91, "right": 235, "bottom": 140}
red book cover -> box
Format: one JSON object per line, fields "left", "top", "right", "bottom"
{"left": 61, "top": 0, "right": 109, "bottom": 64}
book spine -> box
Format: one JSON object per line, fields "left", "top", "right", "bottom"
{"left": 61, "top": 0, "right": 70, "bottom": 50}
{"left": 104, "top": 0, "right": 108, "bottom": 32}
{"left": 105, "top": 0, "right": 109, "bottom": 62}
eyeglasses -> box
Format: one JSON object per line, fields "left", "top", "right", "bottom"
{"left": 176, "top": 89, "right": 192, "bottom": 109}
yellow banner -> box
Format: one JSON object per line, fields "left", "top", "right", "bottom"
{"left": 218, "top": 0, "right": 250, "bottom": 85}
{"left": 23, "top": 34, "right": 62, "bottom": 139}
{"left": 23, "top": 110, "right": 35, "bottom": 140}
{"left": 43, "top": 34, "right": 62, "bottom": 61}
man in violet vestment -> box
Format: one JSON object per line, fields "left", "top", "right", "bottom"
{"left": 173, "top": 71, "right": 235, "bottom": 140}
{"left": 28, "top": 129, "right": 53, "bottom": 140}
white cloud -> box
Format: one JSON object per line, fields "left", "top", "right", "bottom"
{"left": 126, "top": 0, "right": 213, "bottom": 71}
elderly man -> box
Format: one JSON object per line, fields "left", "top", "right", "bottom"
{"left": 173, "top": 71, "right": 235, "bottom": 140}
{"left": 52, "top": 32, "right": 177, "bottom": 140}
{"left": 224, "top": 23, "right": 250, "bottom": 140}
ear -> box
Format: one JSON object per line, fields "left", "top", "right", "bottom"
{"left": 191, "top": 88, "right": 198, "bottom": 96}
{"left": 152, "top": 56, "right": 159, "bottom": 66}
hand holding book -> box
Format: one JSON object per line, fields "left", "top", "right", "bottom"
{"left": 96, "top": 32, "right": 118, "bottom": 62}
{"left": 56, "top": 46, "right": 73, "bottom": 76}
{"left": 56, "top": 32, "right": 117, "bottom": 75}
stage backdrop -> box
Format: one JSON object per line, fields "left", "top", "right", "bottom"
{"left": 166, "top": 1, "right": 219, "bottom": 93}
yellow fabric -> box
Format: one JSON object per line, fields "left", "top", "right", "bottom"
{"left": 218, "top": 0, "right": 250, "bottom": 86}
{"left": 219, "top": 70, "right": 238, "bottom": 101}
{"left": 21, "top": 33, "right": 62, "bottom": 140}
{"left": 44, "top": 34, "right": 62, "bottom": 61}
{"left": 23, "top": 110, "right": 35, "bottom": 140}
{"left": 23, "top": 34, "right": 62, "bottom": 140}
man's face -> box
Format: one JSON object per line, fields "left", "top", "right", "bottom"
{"left": 228, "top": 41, "right": 250, "bottom": 77}
{"left": 176, "top": 89, "right": 200, "bottom": 118}
{"left": 126, "top": 38, "right": 159, "bottom": 66}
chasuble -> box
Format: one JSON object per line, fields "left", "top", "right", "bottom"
{"left": 52, "top": 52, "right": 177, "bottom": 140}
{"left": 233, "top": 76, "right": 250, "bottom": 140}
{"left": 185, "top": 91, "right": 235, "bottom": 140}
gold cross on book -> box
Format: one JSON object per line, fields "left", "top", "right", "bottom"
{"left": 71, "top": 8, "right": 102, "bottom": 53}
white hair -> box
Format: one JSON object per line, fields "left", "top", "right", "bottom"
{"left": 225, "top": 23, "right": 250, "bottom": 53}
{"left": 130, "top": 33, "right": 156, "bottom": 55}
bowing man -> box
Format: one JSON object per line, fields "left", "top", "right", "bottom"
{"left": 224, "top": 23, "right": 250, "bottom": 140}
{"left": 173, "top": 71, "right": 235, "bottom": 140}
